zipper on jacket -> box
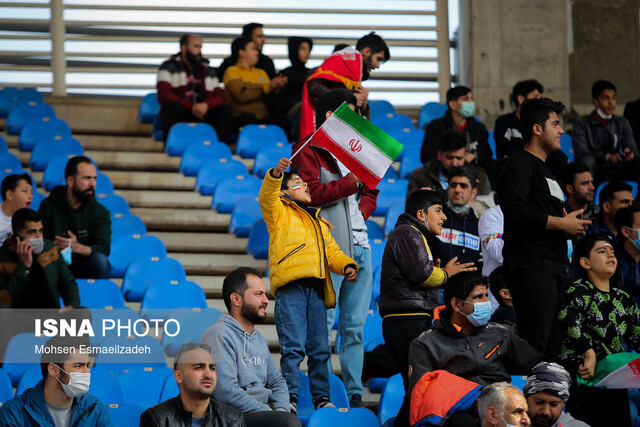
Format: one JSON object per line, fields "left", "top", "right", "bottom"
{"left": 71, "top": 402, "right": 97, "bottom": 427}
{"left": 277, "top": 244, "right": 306, "bottom": 265}
{"left": 301, "top": 209, "right": 324, "bottom": 276}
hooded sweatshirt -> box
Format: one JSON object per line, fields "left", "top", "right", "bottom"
{"left": 280, "top": 36, "right": 313, "bottom": 104}
{"left": 38, "top": 186, "right": 111, "bottom": 259}
{"left": 200, "top": 314, "right": 290, "bottom": 413}
{"left": 430, "top": 204, "right": 481, "bottom": 267}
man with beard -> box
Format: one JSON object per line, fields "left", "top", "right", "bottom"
{"left": 157, "top": 33, "right": 233, "bottom": 143}
{"left": 38, "top": 156, "right": 111, "bottom": 279}
{"left": 561, "top": 162, "right": 597, "bottom": 225}
{"left": 498, "top": 98, "right": 591, "bottom": 356}
{"left": 299, "top": 32, "right": 389, "bottom": 136}
{"left": 524, "top": 362, "right": 590, "bottom": 427}
{"left": 141, "top": 343, "right": 245, "bottom": 426}
{"left": 201, "top": 267, "right": 300, "bottom": 427}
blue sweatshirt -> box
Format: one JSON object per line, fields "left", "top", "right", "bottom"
{"left": 200, "top": 314, "right": 290, "bottom": 413}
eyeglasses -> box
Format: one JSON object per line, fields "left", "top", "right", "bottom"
{"left": 174, "top": 343, "right": 212, "bottom": 369}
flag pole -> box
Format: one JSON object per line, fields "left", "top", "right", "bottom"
{"left": 289, "top": 132, "right": 316, "bottom": 161}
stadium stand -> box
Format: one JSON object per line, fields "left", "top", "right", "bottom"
{"left": 18, "top": 117, "right": 71, "bottom": 152}
{"left": 236, "top": 124, "right": 288, "bottom": 158}
{"left": 6, "top": 102, "right": 55, "bottom": 135}
{"left": 165, "top": 122, "right": 218, "bottom": 157}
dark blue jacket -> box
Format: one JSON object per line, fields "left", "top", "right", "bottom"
{"left": 430, "top": 205, "right": 482, "bottom": 267}
{"left": 0, "top": 380, "right": 113, "bottom": 426}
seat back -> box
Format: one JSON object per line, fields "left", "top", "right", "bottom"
{"left": 30, "top": 136, "right": 84, "bottom": 171}
{"left": 195, "top": 158, "right": 249, "bottom": 195}
{"left": 378, "top": 373, "right": 404, "bottom": 425}
{"left": 161, "top": 307, "right": 223, "bottom": 356}
{"left": 77, "top": 279, "right": 126, "bottom": 309}
{"left": 418, "top": 102, "right": 447, "bottom": 129}
{"left": 297, "top": 372, "right": 350, "bottom": 423}
{"left": 122, "top": 256, "right": 186, "bottom": 302}
{"left": 137, "top": 92, "right": 160, "bottom": 123}
{"left": 247, "top": 219, "right": 269, "bottom": 259}
{"left": 229, "top": 197, "right": 261, "bottom": 237}
{"left": 180, "top": 140, "right": 232, "bottom": 177}
{"left": 211, "top": 175, "right": 262, "bottom": 213}
{"left": 94, "top": 336, "right": 167, "bottom": 375}
{"left": 19, "top": 117, "right": 71, "bottom": 152}
{"left": 6, "top": 101, "right": 54, "bottom": 135}
{"left": 383, "top": 201, "right": 404, "bottom": 237}
{"left": 109, "top": 235, "right": 167, "bottom": 278}
{"left": 140, "top": 280, "right": 208, "bottom": 320}
{"left": 166, "top": 122, "right": 218, "bottom": 157}
{"left": 15, "top": 365, "right": 42, "bottom": 396}
{"left": 2, "top": 333, "right": 48, "bottom": 386}
{"left": 97, "top": 193, "right": 131, "bottom": 216}
{"left": 111, "top": 214, "right": 147, "bottom": 239}
{"left": 373, "top": 179, "right": 408, "bottom": 216}
{"left": 369, "top": 100, "right": 395, "bottom": 117}
{"left": 253, "top": 142, "right": 292, "bottom": 178}
{"left": 237, "top": 124, "right": 288, "bottom": 158}
{"left": 371, "top": 113, "right": 414, "bottom": 133}
{"left": 119, "top": 366, "right": 173, "bottom": 408}
{"left": 308, "top": 408, "right": 381, "bottom": 427}
{"left": 0, "top": 368, "right": 15, "bottom": 403}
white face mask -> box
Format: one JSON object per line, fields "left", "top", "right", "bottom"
{"left": 498, "top": 410, "right": 518, "bottom": 427}
{"left": 421, "top": 209, "right": 431, "bottom": 232}
{"left": 595, "top": 101, "right": 612, "bottom": 120}
{"left": 27, "top": 237, "right": 44, "bottom": 255}
{"left": 56, "top": 366, "right": 91, "bottom": 398}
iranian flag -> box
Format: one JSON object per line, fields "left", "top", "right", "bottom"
{"left": 577, "top": 352, "right": 640, "bottom": 389}
{"left": 306, "top": 102, "right": 403, "bottom": 189}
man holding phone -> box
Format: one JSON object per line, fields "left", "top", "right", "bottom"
{"left": 0, "top": 208, "right": 79, "bottom": 308}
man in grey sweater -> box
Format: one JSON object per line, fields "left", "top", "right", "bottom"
{"left": 201, "top": 267, "right": 300, "bottom": 427}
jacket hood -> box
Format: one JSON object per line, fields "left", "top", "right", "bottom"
{"left": 396, "top": 212, "right": 432, "bottom": 236}
{"left": 48, "top": 185, "right": 98, "bottom": 212}
{"left": 220, "top": 314, "right": 264, "bottom": 364}
{"left": 287, "top": 36, "right": 313, "bottom": 67}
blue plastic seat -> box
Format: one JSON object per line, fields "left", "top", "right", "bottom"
{"left": 89, "top": 307, "right": 140, "bottom": 347}
{"left": 366, "top": 220, "right": 385, "bottom": 240}
{"left": 510, "top": 375, "right": 528, "bottom": 391}
{"left": 418, "top": 102, "right": 447, "bottom": 129}
{"left": 308, "top": 407, "right": 380, "bottom": 427}
{"left": 19, "top": 117, "right": 71, "bottom": 152}
{"left": 166, "top": 122, "right": 218, "bottom": 157}
{"left": 247, "top": 219, "right": 269, "bottom": 259}
{"left": 6, "top": 102, "right": 55, "bottom": 135}
{"left": 0, "top": 153, "right": 23, "bottom": 173}
{"left": 370, "top": 238, "right": 386, "bottom": 272}
{"left": 97, "top": 193, "right": 130, "bottom": 216}
{"left": 561, "top": 133, "right": 574, "bottom": 162}
{"left": 0, "top": 87, "right": 43, "bottom": 118}
{"left": 594, "top": 181, "right": 639, "bottom": 205}
{"left": 121, "top": 256, "right": 186, "bottom": 302}
{"left": 111, "top": 214, "right": 147, "bottom": 239}
{"left": 371, "top": 265, "right": 382, "bottom": 305}
{"left": 160, "top": 374, "right": 179, "bottom": 402}
{"left": 138, "top": 92, "right": 160, "bottom": 124}
{"left": 195, "top": 158, "right": 249, "bottom": 196}
{"left": 109, "top": 234, "right": 167, "bottom": 278}
{"left": 30, "top": 191, "right": 46, "bottom": 211}
{"left": 42, "top": 153, "right": 76, "bottom": 191}
{"left": 97, "top": 172, "right": 114, "bottom": 195}
{"left": 363, "top": 310, "right": 384, "bottom": 351}
{"left": 371, "top": 113, "right": 414, "bottom": 134}
{"left": 180, "top": 140, "right": 232, "bottom": 177}
{"left": 162, "top": 307, "right": 223, "bottom": 356}
{"left": 373, "top": 179, "right": 408, "bottom": 216}
{"left": 229, "top": 197, "right": 261, "bottom": 237}
{"left": 383, "top": 167, "right": 398, "bottom": 180}
{"left": 297, "top": 372, "right": 350, "bottom": 424}
{"left": 152, "top": 113, "right": 164, "bottom": 141}
{"left": 77, "top": 279, "right": 126, "bottom": 309}
{"left": 0, "top": 368, "right": 14, "bottom": 404}
{"left": 384, "top": 201, "right": 404, "bottom": 237}
{"left": 109, "top": 403, "right": 146, "bottom": 425}
{"left": 0, "top": 135, "right": 7, "bottom": 153}
{"left": 253, "top": 142, "right": 292, "bottom": 178}
{"left": 140, "top": 280, "right": 208, "bottom": 320}
{"left": 2, "top": 333, "right": 48, "bottom": 386}
{"left": 398, "top": 152, "right": 422, "bottom": 179}
{"left": 30, "top": 136, "right": 84, "bottom": 171}
{"left": 95, "top": 337, "right": 167, "bottom": 375}
{"left": 15, "top": 365, "right": 42, "bottom": 396}
{"left": 119, "top": 366, "right": 173, "bottom": 409}
{"left": 488, "top": 130, "right": 497, "bottom": 160}
{"left": 389, "top": 128, "right": 425, "bottom": 161}
{"left": 211, "top": 175, "right": 262, "bottom": 213}
{"left": 377, "top": 373, "right": 404, "bottom": 426}
{"left": 237, "top": 124, "right": 288, "bottom": 158}
{"left": 87, "top": 367, "right": 127, "bottom": 404}
{"left": 369, "top": 100, "right": 395, "bottom": 117}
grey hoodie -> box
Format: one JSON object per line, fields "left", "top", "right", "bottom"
{"left": 200, "top": 314, "right": 290, "bottom": 413}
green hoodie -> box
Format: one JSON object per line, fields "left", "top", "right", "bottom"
{"left": 38, "top": 186, "right": 111, "bottom": 257}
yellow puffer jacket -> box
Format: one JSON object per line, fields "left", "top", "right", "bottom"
{"left": 259, "top": 169, "right": 357, "bottom": 308}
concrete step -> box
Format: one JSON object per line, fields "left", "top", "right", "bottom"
{"left": 118, "top": 190, "right": 211, "bottom": 209}
{"left": 189, "top": 275, "right": 272, "bottom": 298}
{"left": 152, "top": 232, "right": 247, "bottom": 253}
{"left": 107, "top": 171, "right": 195, "bottom": 191}
{"left": 171, "top": 252, "right": 267, "bottom": 275}
{"left": 85, "top": 150, "right": 180, "bottom": 172}
{"left": 4, "top": 133, "right": 164, "bottom": 153}
{"left": 207, "top": 298, "right": 274, "bottom": 323}
{"left": 132, "top": 208, "right": 229, "bottom": 231}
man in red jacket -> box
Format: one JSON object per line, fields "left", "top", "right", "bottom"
{"left": 291, "top": 89, "right": 378, "bottom": 408}
{"left": 157, "top": 33, "right": 233, "bottom": 143}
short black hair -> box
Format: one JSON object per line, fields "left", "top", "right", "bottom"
{"left": 520, "top": 97, "right": 566, "bottom": 142}
{"left": 64, "top": 156, "right": 94, "bottom": 179}
{"left": 333, "top": 43, "right": 349, "bottom": 53}
{"left": 179, "top": 33, "right": 199, "bottom": 47}
{"left": 592, "top": 79, "right": 616, "bottom": 99}
{"left": 446, "top": 86, "right": 472, "bottom": 104}
{"left": 355, "top": 32, "right": 390, "bottom": 62}
{"left": 242, "top": 23, "right": 263, "bottom": 38}
{"left": 280, "top": 171, "right": 298, "bottom": 191}
{"left": 1, "top": 173, "right": 32, "bottom": 201}
{"left": 511, "top": 79, "right": 544, "bottom": 107}
{"left": 443, "top": 272, "right": 489, "bottom": 313}
{"left": 231, "top": 36, "right": 253, "bottom": 63}
{"left": 41, "top": 336, "right": 90, "bottom": 379}
{"left": 615, "top": 202, "right": 640, "bottom": 235}
{"left": 489, "top": 266, "right": 508, "bottom": 305}
{"left": 599, "top": 181, "right": 633, "bottom": 207}
{"left": 315, "top": 89, "right": 357, "bottom": 128}
{"left": 560, "top": 161, "right": 591, "bottom": 190}
{"left": 448, "top": 165, "right": 478, "bottom": 189}
{"left": 405, "top": 189, "right": 445, "bottom": 218}
{"left": 222, "top": 267, "right": 262, "bottom": 311}
{"left": 439, "top": 129, "right": 467, "bottom": 153}
{"left": 573, "top": 233, "right": 615, "bottom": 274}
{"left": 12, "top": 208, "right": 41, "bottom": 233}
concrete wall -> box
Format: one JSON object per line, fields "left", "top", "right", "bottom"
{"left": 569, "top": 0, "right": 640, "bottom": 115}
{"left": 458, "top": 0, "right": 572, "bottom": 129}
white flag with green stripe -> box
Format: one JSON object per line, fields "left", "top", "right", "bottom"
{"left": 312, "top": 102, "right": 403, "bottom": 188}
{"left": 577, "top": 352, "right": 640, "bottom": 389}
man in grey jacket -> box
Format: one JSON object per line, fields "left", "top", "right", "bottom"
{"left": 200, "top": 267, "right": 300, "bottom": 427}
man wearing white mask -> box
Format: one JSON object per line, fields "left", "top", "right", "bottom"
{"left": 573, "top": 79, "right": 640, "bottom": 184}
{"left": 421, "top": 86, "right": 495, "bottom": 178}
{"left": 0, "top": 335, "right": 113, "bottom": 426}
{"left": 0, "top": 208, "right": 78, "bottom": 309}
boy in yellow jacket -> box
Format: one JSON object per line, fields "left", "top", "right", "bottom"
{"left": 259, "top": 157, "right": 358, "bottom": 413}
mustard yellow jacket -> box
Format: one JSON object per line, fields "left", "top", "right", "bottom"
{"left": 259, "top": 170, "right": 357, "bottom": 308}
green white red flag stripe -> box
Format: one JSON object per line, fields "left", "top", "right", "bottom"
{"left": 312, "top": 102, "right": 403, "bottom": 189}
{"left": 577, "top": 352, "right": 640, "bottom": 389}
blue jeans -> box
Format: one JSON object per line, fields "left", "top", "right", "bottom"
{"left": 326, "top": 245, "right": 372, "bottom": 398}
{"left": 69, "top": 252, "right": 111, "bottom": 279}
{"left": 275, "top": 280, "right": 330, "bottom": 401}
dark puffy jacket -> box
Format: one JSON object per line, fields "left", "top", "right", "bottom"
{"left": 140, "top": 395, "right": 245, "bottom": 427}
{"left": 408, "top": 306, "right": 541, "bottom": 394}
{"left": 379, "top": 213, "right": 447, "bottom": 317}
